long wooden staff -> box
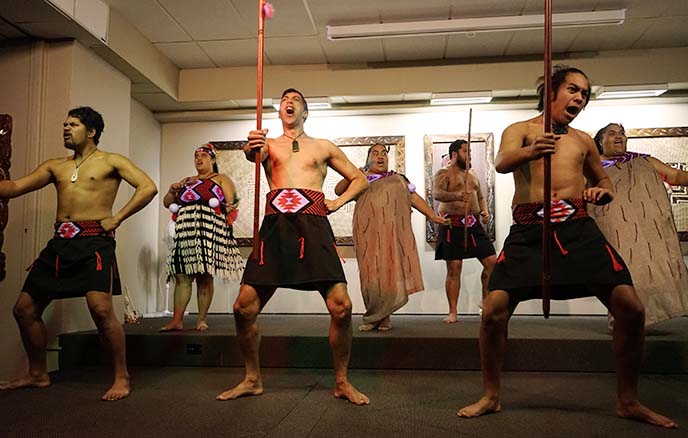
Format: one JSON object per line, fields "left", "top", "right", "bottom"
{"left": 542, "top": 0, "right": 553, "bottom": 318}
{"left": 252, "top": 1, "right": 273, "bottom": 259}
{"left": 464, "top": 108, "right": 472, "bottom": 252}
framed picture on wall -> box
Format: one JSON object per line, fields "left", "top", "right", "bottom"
{"left": 211, "top": 135, "right": 405, "bottom": 246}
{"left": 623, "top": 126, "right": 688, "bottom": 240}
{"left": 423, "top": 133, "right": 495, "bottom": 244}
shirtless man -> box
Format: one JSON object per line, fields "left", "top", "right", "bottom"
{"left": 216, "top": 88, "right": 370, "bottom": 405}
{"left": 433, "top": 139, "right": 496, "bottom": 323}
{"left": 457, "top": 66, "right": 676, "bottom": 428}
{"left": 0, "top": 106, "right": 157, "bottom": 400}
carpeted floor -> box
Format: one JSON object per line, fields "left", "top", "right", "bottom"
{"left": 1, "top": 366, "right": 686, "bottom": 437}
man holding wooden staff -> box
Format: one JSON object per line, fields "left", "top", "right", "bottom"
{"left": 457, "top": 66, "right": 675, "bottom": 428}
{"left": 217, "top": 88, "right": 369, "bottom": 405}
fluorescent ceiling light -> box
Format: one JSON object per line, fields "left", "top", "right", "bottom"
{"left": 272, "top": 97, "right": 331, "bottom": 111}
{"left": 596, "top": 84, "right": 668, "bottom": 99}
{"left": 430, "top": 92, "right": 492, "bottom": 106}
{"left": 327, "top": 9, "right": 626, "bottom": 40}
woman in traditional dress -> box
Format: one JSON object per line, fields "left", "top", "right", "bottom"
{"left": 160, "top": 144, "right": 243, "bottom": 331}
{"left": 336, "top": 144, "right": 446, "bottom": 331}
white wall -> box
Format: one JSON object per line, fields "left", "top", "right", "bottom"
{"left": 158, "top": 100, "right": 688, "bottom": 316}
{"left": 126, "top": 99, "right": 161, "bottom": 315}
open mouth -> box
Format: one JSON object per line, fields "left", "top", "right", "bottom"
{"left": 285, "top": 107, "right": 295, "bottom": 115}
{"left": 565, "top": 106, "right": 579, "bottom": 116}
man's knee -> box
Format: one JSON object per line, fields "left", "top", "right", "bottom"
{"left": 89, "top": 301, "right": 114, "bottom": 324}
{"left": 233, "top": 290, "right": 260, "bottom": 321}
{"left": 610, "top": 285, "right": 645, "bottom": 327}
{"left": 446, "top": 261, "right": 463, "bottom": 278}
{"left": 13, "top": 294, "right": 42, "bottom": 323}
{"left": 325, "top": 286, "right": 352, "bottom": 321}
{"left": 481, "top": 292, "right": 511, "bottom": 326}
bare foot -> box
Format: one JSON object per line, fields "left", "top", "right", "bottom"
{"left": 334, "top": 380, "right": 370, "bottom": 405}
{"left": 101, "top": 377, "right": 130, "bottom": 401}
{"left": 377, "top": 316, "right": 392, "bottom": 331}
{"left": 216, "top": 379, "right": 263, "bottom": 401}
{"left": 457, "top": 396, "right": 501, "bottom": 418}
{"left": 617, "top": 400, "right": 677, "bottom": 428}
{"left": 160, "top": 321, "right": 183, "bottom": 332}
{"left": 195, "top": 320, "right": 209, "bottom": 331}
{"left": 0, "top": 374, "right": 51, "bottom": 390}
{"left": 442, "top": 313, "right": 458, "bottom": 324}
{"left": 358, "top": 323, "right": 377, "bottom": 332}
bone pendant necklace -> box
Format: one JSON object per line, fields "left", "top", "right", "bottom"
{"left": 70, "top": 149, "right": 97, "bottom": 183}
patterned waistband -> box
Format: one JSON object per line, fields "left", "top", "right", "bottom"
{"left": 54, "top": 221, "right": 114, "bottom": 239}
{"left": 512, "top": 199, "right": 587, "bottom": 225}
{"left": 265, "top": 188, "right": 328, "bottom": 217}
{"left": 445, "top": 214, "right": 479, "bottom": 227}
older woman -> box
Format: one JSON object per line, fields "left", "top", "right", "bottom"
{"left": 161, "top": 144, "right": 243, "bottom": 331}
{"left": 336, "top": 144, "right": 446, "bottom": 331}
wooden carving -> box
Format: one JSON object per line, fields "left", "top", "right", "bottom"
{"left": 0, "top": 114, "right": 11, "bottom": 281}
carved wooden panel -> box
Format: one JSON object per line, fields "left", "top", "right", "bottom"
{"left": 0, "top": 114, "right": 12, "bottom": 282}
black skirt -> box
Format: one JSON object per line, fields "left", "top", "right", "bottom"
{"left": 488, "top": 217, "right": 633, "bottom": 302}
{"left": 242, "top": 213, "right": 346, "bottom": 293}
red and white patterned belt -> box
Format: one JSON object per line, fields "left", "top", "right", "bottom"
{"left": 512, "top": 199, "right": 587, "bottom": 225}
{"left": 445, "top": 214, "right": 479, "bottom": 227}
{"left": 54, "top": 221, "right": 115, "bottom": 238}
{"left": 265, "top": 188, "right": 328, "bottom": 217}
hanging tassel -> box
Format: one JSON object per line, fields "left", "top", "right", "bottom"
{"left": 446, "top": 228, "right": 451, "bottom": 243}
{"left": 259, "top": 241, "right": 265, "bottom": 266}
{"left": 55, "top": 256, "right": 59, "bottom": 278}
{"left": 553, "top": 231, "right": 568, "bottom": 255}
{"left": 497, "top": 251, "right": 506, "bottom": 264}
{"left": 604, "top": 244, "right": 624, "bottom": 272}
{"left": 95, "top": 251, "right": 103, "bottom": 271}
{"left": 298, "top": 237, "right": 305, "bottom": 259}
{"left": 471, "top": 234, "right": 477, "bottom": 247}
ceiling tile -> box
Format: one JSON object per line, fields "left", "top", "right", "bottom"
{"left": 319, "top": 34, "right": 385, "bottom": 64}
{"left": 450, "top": 0, "right": 528, "bottom": 18}
{"left": 306, "top": 0, "right": 384, "bottom": 25}
{"left": 154, "top": 42, "right": 216, "bottom": 69}
{"left": 632, "top": 16, "right": 688, "bottom": 50}
{"left": 505, "top": 27, "right": 579, "bottom": 56}
{"left": 383, "top": 35, "right": 447, "bottom": 62}
{"left": 198, "top": 39, "right": 259, "bottom": 67}
{"left": 567, "top": 19, "right": 650, "bottom": 52}
{"left": 265, "top": 36, "right": 326, "bottom": 64}
{"left": 105, "top": 0, "right": 190, "bottom": 43}
{"left": 446, "top": 32, "right": 513, "bottom": 59}
{"left": 159, "top": 0, "right": 253, "bottom": 40}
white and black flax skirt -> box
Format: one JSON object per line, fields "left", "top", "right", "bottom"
{"left": 167, "top": 204, "right": 243, "bottom": 281}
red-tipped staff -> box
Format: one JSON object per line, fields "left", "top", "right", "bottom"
{"left": 542, "top": 0, "right": 553, "bottom": 318}
{"left": 252, "top": 1, "right": 274, "bottom": 260}
{"left": 464, "top": 108, "right": 472, "bottom": 252}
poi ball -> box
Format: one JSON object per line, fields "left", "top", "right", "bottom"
{"left": 169, "top": 203, "right": 180, "bottom": 213}
{"left": 209, "top": 198, "right": 220, "bottom": 208}
{"left": 262, "top": 2, "right": 274, "bottom": 19}
{"left": 167, "top": 220, "right": 176, "bottom": 239}
{"left": 408, "top": 183, "right": 417, "bottom": 193}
